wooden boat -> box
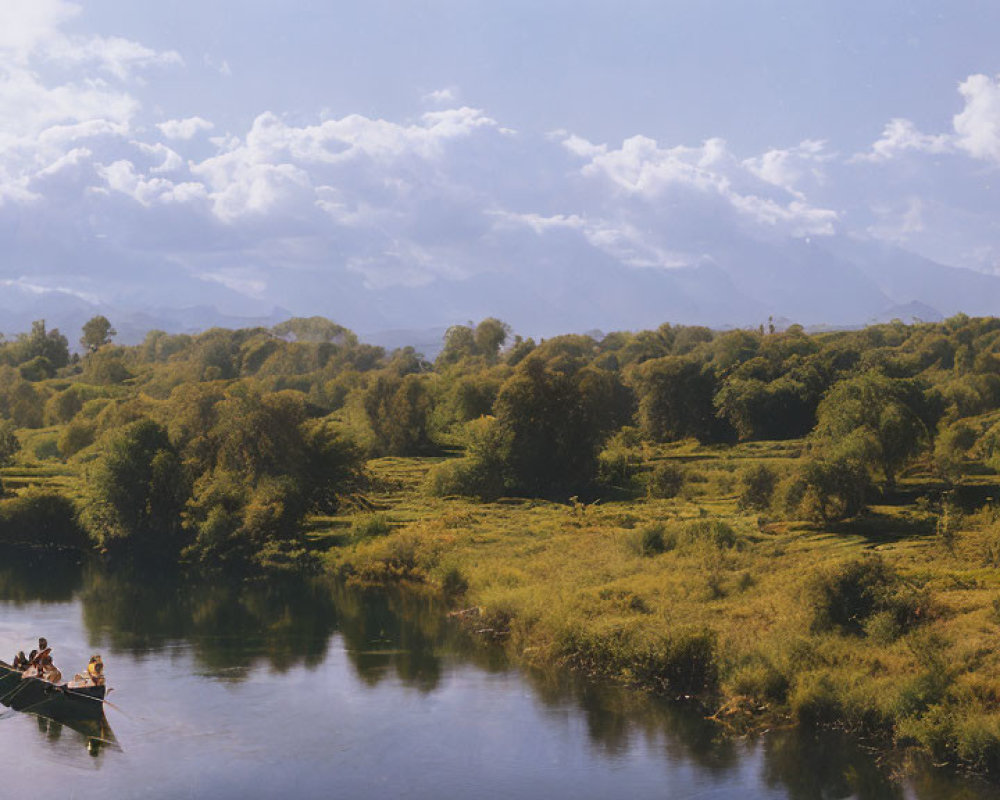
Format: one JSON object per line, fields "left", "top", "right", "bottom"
{"left": 0, "top": 661, "right": 106, "bottom": 720}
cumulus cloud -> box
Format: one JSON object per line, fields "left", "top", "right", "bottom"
{"left": 0, "top": 0, "right": 79, "bottom": 62}
{"left": 157, "top": 116, "right": 214, "bottom": 140}
{"left": 563, "top": 133, "right": 837, "bottom": 237}
{"left": 743, "top": 139, "right": 832, "bottom": 197}
{"left": 954, "top": 73, "right": 1000, "bottom": 163}
{"left": 853, "top": 118, "right": 952, "bottom": 162}
{"left": 855, "top": 73, "right": 1000, "bottom": 165}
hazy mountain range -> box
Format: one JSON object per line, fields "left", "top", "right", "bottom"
{"left": 2, "top": 233, "right": 994, "bottom": 355}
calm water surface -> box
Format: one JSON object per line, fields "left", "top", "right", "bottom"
{"left": 0, "top": 552, "right": 991, "bottom": 800}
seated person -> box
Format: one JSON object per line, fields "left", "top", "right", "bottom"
{"left": 36, "top": 653, "right": 61, "bottom": 684}
{"left": 72, "top": 655, "right": 105, "bottom": 688}
{"left": 88, "top": 657, "right": 105, "bottom": 686}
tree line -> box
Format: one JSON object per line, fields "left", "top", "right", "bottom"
{"left": 2, "top": 312, "right": 1000, "bottom": 568}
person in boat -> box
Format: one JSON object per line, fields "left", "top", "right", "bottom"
{"left": 11, "top": 651, "right": 28, "bottom": 671}
{"left": 35, "top": 652, "right": 61, "bottom": 684}
{"left": 87, "top": 655, "right": 104, "bottom": 686}
{"left": 73, "top": 655, "right": 105, "bottom": 687}
{"left": 87, "top": 656, "right": 104, "bottom": 686}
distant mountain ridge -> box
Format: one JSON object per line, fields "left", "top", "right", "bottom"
{"left": 2, "top": 234, "right": 998, "bottom": 350}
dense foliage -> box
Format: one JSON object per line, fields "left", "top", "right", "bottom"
{"left": 5, "top": 311, "right": 1000, "bottom": 563}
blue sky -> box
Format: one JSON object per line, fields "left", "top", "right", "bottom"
{"left": 2, "top": 1, "right": 1000, "bottom": 329}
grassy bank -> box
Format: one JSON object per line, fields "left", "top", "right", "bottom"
{"left": 321, "top": 442, "right": 1000, "bottom": 779}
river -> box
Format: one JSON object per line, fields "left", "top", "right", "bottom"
{"left": 0, "top": 551, "right": 990, "bottom": 799}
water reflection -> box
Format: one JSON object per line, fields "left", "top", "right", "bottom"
{"left": 0, "top": 547, "right": 84, "bottom": 605}
{"left": 0, "top": 550, "right": 993, "bottom": 799}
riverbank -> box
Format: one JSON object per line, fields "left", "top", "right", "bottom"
{"left": 320, "top": 443, "right": 1000, "bottom": 779}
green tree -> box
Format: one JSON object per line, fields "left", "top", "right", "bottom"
{"left": 80, "top": 419, "right": 189, "bottom": 557}
{"left": 490, "top": 354, "right": 621, "bottom": 496}
{"left": 184, "top": 389, "right": 362, "bottom": 567}
{"left": 272, "top": 317, "right": 357, "bottom": 345}
{"left": 813, "top": 372, "right": 936, "bottom": 487}
{"left": 80, "top": 315, "right": 117, "bottom": 351}
{"left": 628, "top": 356, "right": 730, "bottom": 443}
{"left": 363, "top": 373, "right": 435, "bottom": 456}
{"left": 12, "top": 320, "right": 69, "bottom": 369}
{"left": 436, "top": 324, "right": 477, "bottom": 366}
{"left": 473, "top": 318, "right": 511, "bottom": 362}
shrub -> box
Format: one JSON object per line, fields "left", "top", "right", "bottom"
{"left": 728, "top": 659, "right": 789, "bottom": 703}
{"left": 626, "top": 523, "right": 672, "bottom": 557}
{"left": 646, "top": 462, "right": 685, "bottom": 499}
{"left": 954, "top": 715, "right": 1000, "bottom": 777}
{"left": 597, "top": 443, "right": 640, "bottom": 488}
{"left": 32, "top": 433, "right": 60, "bottom": 460}
{"left": 58, "top": 418, "right": 96, "bottom": 458}
{"left": 351, "top": 513, "right": 393, "bottom": 542}
{"left": 683, "top": 519, "right": 738, "bottom": 549}
{"left": 790, "top": 671, "right": 842, "bottom": 728}
{"left": 738, "top": 464, "right": 777, "bottom": 511}
{"left": 0, "top": 489, "right": 87, "bottom": 550}
{"left": 807, "top": 556, "right": 925, "bottom": 635}
{"left": 798, "top": 456, "right": 872, "bottom": 521}
{"left": 440, "top": 565, "right": 469, "bottom": 598}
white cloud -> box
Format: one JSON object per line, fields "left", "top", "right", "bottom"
{"left": 954, "top": 73, "right": 1000, "bottom": 163}
{"left": 133, "top": 141, "right": 184, "bottom": 174}
{"left": 0, "top": 0, "right": 79, "bottom": 62}
{"left": 743, "top": 139, "right": 831, "bottom": 197}
{"left": 853, "top": 118, "right": 952, "bottom": 162}
{"left": 856, "top": 73, "right": 1000, "bottom": 165}
{"left": 423, "top": 87, "right": 457, "bottom": 104}
{"left": 44, "top": 35, "right": 182, "bottom": 79}
{"left": 564, "top": 133, "right": 837, "bottom": 236}
{"left": 157, "top": 116, "right": 214, "bottom": 140}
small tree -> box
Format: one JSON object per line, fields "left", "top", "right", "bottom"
{"left": 80, "top": 315, "right": 117, "bottom": 351}
{"left": 0, "top": 420, "right": 20, "bottom": 467}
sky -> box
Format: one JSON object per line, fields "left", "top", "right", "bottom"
{"left": 2, "top": 0, "right": 1000, "bottom": 332}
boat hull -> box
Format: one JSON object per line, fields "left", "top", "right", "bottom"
{"left": 0, "top": 662, "right": 106, "bottom": 720}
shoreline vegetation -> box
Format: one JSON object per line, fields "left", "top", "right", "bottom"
{"left": 4, "top": 313, "right": 1000, "bottom": 779}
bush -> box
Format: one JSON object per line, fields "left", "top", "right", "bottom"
{"left": 597, "top": 443, "right": 640, "bottom": 488}
{"left": 807, "top": 556, "right": 925, "bottom": 635}
{"left": 626, "top": 523, "right": 672, "bottom": 557}
{"left": 58, "top": 418, "right": 96, "bottom": 458}
{"left": 32, "top": 433, "right": 60, "bottom": 460}
{"left": 350, "top": 513, "right": 393, "bottom": 542}
{"left": 790, "top": 671, "right": 842, "bottom": 728}
{"left": 798, "top": 457, "right": 872, "bottom": 521}
{"left": 0, "top": 489, "right": 87, "bottom": 550}
{"left": 728, "top": 659, "right": 789, "bottom": 703}
{"left": 738, "top": 464, "right": 777, "bottom": 511}
{"left": 440, "top": 565, "right": 469, "bottom": 598}
{"left": 683, "top": 519, "right": 738, "bottom": 549}
{"left": 647, "top": 462, "right": 685, "bottom": 499}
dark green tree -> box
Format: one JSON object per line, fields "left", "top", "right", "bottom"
{"left": 80, "top": 418, "right": 189, "bottom": 557}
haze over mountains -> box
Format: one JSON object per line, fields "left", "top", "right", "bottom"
{"left": 2, "top": 229, "right": 992, "bottom": 350}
